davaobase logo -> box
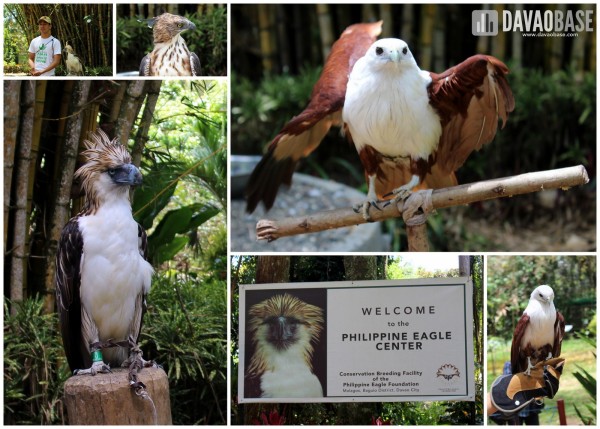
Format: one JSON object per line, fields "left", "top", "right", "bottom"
{"left": 473, "top": 8, "right": 594, "bottom": 36}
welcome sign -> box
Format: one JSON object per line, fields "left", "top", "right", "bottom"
{"left": 238, "top": 278, "right": 475, "bottom": 403}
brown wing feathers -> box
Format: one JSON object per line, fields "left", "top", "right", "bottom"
{"left": 510, "top": 314, "right": 529, "bottom": 373}
{"left": 245, "top": 21, "right": 382, "bottom": 212}
{"left": 553, "top": 311, "right": 565, "bottom": 358}
{"left": 429, "top": 55, "right": 515, "bottom": 174}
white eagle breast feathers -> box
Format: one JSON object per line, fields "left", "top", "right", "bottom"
{"left": 78, "top": 189, "right": 152, "bottom": 363}
{"left": 343, "top": 38, "right": 442, "bottom": 161}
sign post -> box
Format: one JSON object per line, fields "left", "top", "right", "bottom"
{"left": 239, "top": 278, "right": 475, "bottom": 403}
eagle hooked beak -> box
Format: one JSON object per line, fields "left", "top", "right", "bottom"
{"left": 389, "top": 49, "right": 401, "bottom": 63}
{"left": 110, "top": 164, "right": 143, "bottom": 187}
{"left": 266, "top": 316, "right": 297, "bottom": 350}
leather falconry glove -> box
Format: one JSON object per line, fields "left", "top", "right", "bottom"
{"left": 490, "top": 357, "right": 565, "bottom": 416}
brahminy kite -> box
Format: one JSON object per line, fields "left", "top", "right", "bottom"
{"left": 246, "top": 21, "right": 515, "bottom": 219}
{"left": 510, "top": 285, "right": 565, "bottom": 375}
{"left": 56, "top": 129, "right": 155, "bottom": 388}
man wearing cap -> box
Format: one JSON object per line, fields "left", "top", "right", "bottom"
{"left": 28, "top": 16, "right": 62, "bottom": 76}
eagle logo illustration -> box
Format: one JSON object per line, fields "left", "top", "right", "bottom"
{"left": 436, "top": 364, "right": 461, "bottom": 381}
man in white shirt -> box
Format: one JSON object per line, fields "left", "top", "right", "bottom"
{"left": 28, "top": 16, "right": 62, "bottom": 76}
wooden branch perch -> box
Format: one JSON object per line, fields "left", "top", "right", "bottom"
{"left": 256, "top": 165, "right": 589, "bottom": 242}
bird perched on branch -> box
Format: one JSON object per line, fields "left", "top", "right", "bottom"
{"left": 246, "top": 294, "right": 324, "bottom": 398}
{"left": 56, "top": 129, "right": 155, "bottom": 389}
{"left": 245, "top": 21, "right": 515, "bottom": 220}
{"left": 511, "top": 285, "right": 565, "bottom": 375}
{"left": 64, "top": 43, "right": 84, "bottom": 76}
{"left": 139, "top": 12, "right": 201, "bottom": 76}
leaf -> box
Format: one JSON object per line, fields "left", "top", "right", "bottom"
{"left": 150, "top": 206, "right": 193, "bottom": 246}
{"left": 153, "top": 236, "right": 189, "bottom": 265}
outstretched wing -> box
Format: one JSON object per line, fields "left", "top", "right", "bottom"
{"left": 553, "top": 311, "right": 565, "bottom": 358}
{"left": 190, "top": 52, "right": 202, "bottom": 76}
{"left": 428, "top": 55, "right": 515, "bottom": 174}
{"left": 245, "top": 21, "right": 383, "bottom": 213}
{"left": 139, "top": 54, "right": 151, "bottom": 76}
{"left": 510, "top": 313, "right": 529, "bottom": 374}
{"left": 56, "top": 218, "right": 88, "bottom": 372}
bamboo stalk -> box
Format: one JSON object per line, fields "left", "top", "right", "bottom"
{"left": 10, "top": 82, "right": 35, "bottom": 311}
{"left": 43, "top": 81, "right": 92, "bottom": 314}
{"left": 255, "top": 165, "right": 590, "bottom": 242}
{"left": 4, "top": 81, "right": 21, "bottom": 250}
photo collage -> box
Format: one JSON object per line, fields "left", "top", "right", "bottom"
{"left": 2, "top": 2, "right": 597, "bottom": 426}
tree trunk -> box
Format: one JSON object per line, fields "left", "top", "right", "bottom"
{"left": 343, "top": 256, "right": 378, "bottom": 280}
{"left": 132, "top": 81, "right": 162, "bottom": 167}
{"left": 256, "top": 256, "right": 290, "bottom": 284}
{"left": 4, "top": 81, "right": 21, "bottom": 251}
{"left": 63, "top": 368, "right": 172, "bottom": 424}
{"left": 10, "top": 81, "right": 35, "bottom": 311}
{"left": 116, "top": 81, "right": 147, "bottom": 146}
{"left": 43, "top": 81, "right": 92, "bottom": 314}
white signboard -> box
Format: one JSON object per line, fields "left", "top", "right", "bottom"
{"left": 238, "top": 278, "right": 475, "bottom": 403}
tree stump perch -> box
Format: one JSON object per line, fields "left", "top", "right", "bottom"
{"left": 63, "top": 367, "right": 172, "bottom": 425}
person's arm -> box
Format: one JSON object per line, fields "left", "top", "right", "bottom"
{"left": 488, "top": 358, "right": 564, "bottom": 417}
{"left": 32, "top": 53, "right": 61, "bottom": 76}
{"left": 28, "top": 52, "right": 36, "bottom": 74}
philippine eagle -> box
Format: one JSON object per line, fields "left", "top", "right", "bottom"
{"left": 245, "top": 21, "right": 514, "bottom": 219}
{"left": 56, "top": 130, "right": 154, "bottom": 387}
{"left": 139, "top": 12, "right": 201, "bottom": 76}
{"left": 511, "top": 285, "right": 565, "bottom": 375}
{"left": 246, "top": 293, "right": 324, "bottom": 398}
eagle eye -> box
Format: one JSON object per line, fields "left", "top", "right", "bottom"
{"left": 375, "top": 47, "right": 384, "bottom": 56}
{"left": 402, "top": 46, "right": 408, "bottom": 55}
{"left": 107, "top": 168, "right": 116, "bottom": 176}
{"left": 178, "top": 23, "right": 183, "bottom": 28}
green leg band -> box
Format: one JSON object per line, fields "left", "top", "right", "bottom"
{"left": 91, "top": 350, "right": 103, "bottom": 363}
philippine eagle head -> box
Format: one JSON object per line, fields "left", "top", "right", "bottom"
{"left": 75, "top": 129, "right": 142, "bottom": 213}
{"left": 248, "top": 293, "right": 324, "bottom": 375}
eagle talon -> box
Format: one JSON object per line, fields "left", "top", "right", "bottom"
{"left": 73, "top": 360, "right": 111, "bottom": 376}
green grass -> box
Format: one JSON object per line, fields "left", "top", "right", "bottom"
{"left": 487, "top": 337, "right": 595, "bottom": 425}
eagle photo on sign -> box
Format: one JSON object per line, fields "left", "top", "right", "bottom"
{"left": 245, "top": 293, "right": 325, "bottom": 398}
{"left": 246, "top": 21, "right": 514, "bottom": 220}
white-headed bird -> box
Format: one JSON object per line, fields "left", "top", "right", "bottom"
{"left": 64, "top": 43, "right": 84, "bottom": 76}
{"left": 511, "top": 285, "right": 565, "bottom": 375}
